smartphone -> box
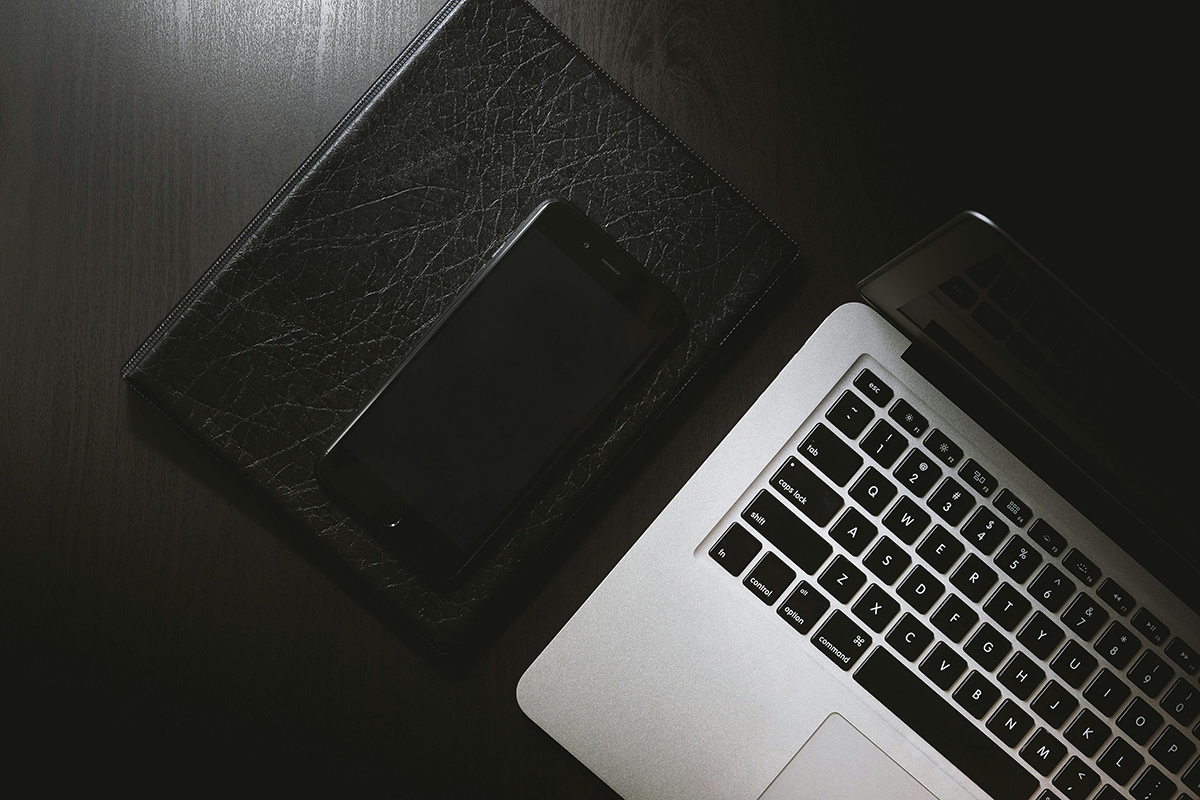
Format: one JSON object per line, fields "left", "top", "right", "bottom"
{"left": 317, "top": 199, "right": 683, "bottom": 581}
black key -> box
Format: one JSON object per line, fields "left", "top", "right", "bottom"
{"left": 940, "top": 275, "right": 979, "bottom": 309}
{"left": 1161, "top": 678, "right": 1200, "bottom": 726}
{"left": 892, "top": 449, "right": 941, "bottom": 497}
{"left": 1053, "top": 756, "right": 1101, "bottom": 800}
{"left": 811, "top": 610, "right": 872, "bottom": 670}
{"left": 1065, "top": 708, "right": 1112, "bottom": 756}
{"left": 828, "top": 507, "right": 877, "bottom": 556}
{"left": 853, "top": 648, "right": 1040, "bottom": 800}
{"left": 777, "top": 581, "right": 830, "bottom": 635}
{"left": 950, "top": 553, "right": 998, "bottom": 603}
{"left": 1062, "top": 548, "right": 1101, "bottom": 587}
{"left": 1132, "top": 608, "right": 1170, "bottom": 646}
{"left": 1032, "top": 680, "right": 1079, "bottom": 728}
{"left": 1061, "top": 593, "right": 1109, "bottom": 641}
{"left": 771, "top": 457, "right": 844, "bottom": 526}
{"left": 1020, "top": 727, "right": 1068, "bottom": 777}
{"left": 1084, "top": 668, "right": 1133, "bottom": 717}
{"left": 852, "top": 584, "right": 901, "bottom": 633}
{"left": 742, "top": 490, "right": 833, "bottom": 574}
{"left": 928, "top": 477, "right": 975, "bottom": 526}
{"left": 993, "top": 268, "right": 1035, "bottom": 317}
{"left": 1051, "top": 640, "right": 1099, "bottom": 688}
{"left": 974, "top": 302, "right": 1013, "bottom": 339}
{"left": 1166, "top": 637, "right": 1200, "bottom": 675}
{"left": 1093, "top": 785, "right": 1124, "bottom": 800}
{"left": 1020, "top": 611, "right": 1066, "bottom": 660}
{"left": 743, "top": 553, "right": 796, "bottom": 605}
{"left": 994, "top": 535, "right": 1042, "bottom": 584}
{"left": 889, "top": 398, "right": 928, "bottom": 437}
{"left": 1184, "top": 758, "right": 1200, "bottom": 794}
{"left": 954, "top": 670, "right": 1001, "bottom": 719}
{"left": 897, "top": 564, "right": 945, "bottom": 614}
{"left": 1118, "top": 696, "right": 1164, "bottom": 745}
{"left": 1000, "top": 651, "right": 1047, "bottom": 700}
{"left": 964, "top": 622, "right": 1011, "bottom": 672}
{"left": 1098, "top": 737, "right": 1144, "bottom": 785}
{"left": 916, "top": 524, "right": 963, "bottom": 574}
{"left": 860, "top": 419, "right": 907, "bottom": 468}
{"left": 887, "top": 613, "right": 934, "bottom": 662}
{"left": 1009, "top": 332, "right": 1045, "bottom": 369}
{"left": 882, "top": 495, "right": 931, "bottom": 544}
{"left": 709, "top": 523, "right": 761, "bottom": 575}
{"left": 994, "top": 488, "right": 1033, "bottom": 527}
{"left": 1130, "top": 764, "right": 1176, "bottom": 799}
{"left": 967, "top": 252, "right": 1004, "bottom": 288}
{"left": 825, "top": 390, "right": 874, "bottom": 439}
{"left": 931, "top": 595, "right": 978, "bottom": 643}
{"left": 924, "top": 428, "right": 963, "bottom": 468}
{"left": 1149, "top": 724, "right": 1196, "bottom": 773}
{"left": 853, "top": 368, "right": 893, "bottom": 407}
{"left": 819, "top": 555, "right": 867, "bottom": 604}
{"left": 960, "top": 507, "right": 1009, "bottom": 554}
{"left": 1029, "top": 518, "right": 1067, "bottom": 557}
{"left": 1029, "top": 564, "right": 1076, "bottom": 613}
{"left": 921, "top": 642, "right": 968, "bottom": 689}
{"left": 1129, "top": 650, "right": 1176, "bottom": 698}
{"left": 1096, "top": 577, "right": 1135, "bottom": 616}
{"left": 799, "top": 424, "right": 863, "bottom": 487}
{"left": 862, "top": 536, "right": 910, "bottom": 585}
{"left": 958, "top": 458, "right": 998, "bottom": 498}
{"left": 989, "top": 699, "right": 1035, "bottom": 746}
{"left": 985, "top": 583, "right": 1033, "bottom": 631}
{"left": 1095, "top": 621, "right": 1141, "bottom": 670}
{"left": 849, "top": 467, "right": 897, "bottom": 516}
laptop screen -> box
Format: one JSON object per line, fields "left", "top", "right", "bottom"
{"left": 859, "top": 212, "right": 1200, "bottom": 611}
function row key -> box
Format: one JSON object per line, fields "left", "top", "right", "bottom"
{"left": 853, "top": 368, "right": 893, "bottom": 408}
{"left": 993, "top": 488, "right": 1033, "bottom": 528}
{"left": 1132, "top": 608, "right": 1170, "bottom": 647}
{"left": 1063, "top": 548, "right": 1102, "bottom": 587}
{"left": 1096, "top": 577, "right": 1135, "bottom": 617}
{"left": 1029, "top": 518, "right": 1066, "bottom": 557}
{"left": 958, "top": 458, "right": 997, "bottom": 498}
{"left": 889, "top": 398, "right": 928, "bottom": 437}
{"left": 1166, "top": 638, "right": 1200, "bottom": 676}
{"left": 923, "top": 428, "right": 963, "bottom": 468}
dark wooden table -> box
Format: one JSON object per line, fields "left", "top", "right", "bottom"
{"left": 3, "top": 2, "right": 1189, "bottom": 794}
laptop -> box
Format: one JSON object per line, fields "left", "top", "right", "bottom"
{"left": 517, "top": 212, "right": 1200, "bottom": 800}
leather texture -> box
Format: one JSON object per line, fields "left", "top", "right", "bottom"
{"left": 123, "top": 0, "right": 799, "bottom": 653}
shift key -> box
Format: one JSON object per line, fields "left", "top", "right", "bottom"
{"left": 743, "top": 490, "right": 833, "bottom": 574}
{"left": 771, "top": 456, "right": 844, "bottom": 526}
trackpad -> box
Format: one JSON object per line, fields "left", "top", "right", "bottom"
{"left": 759, "top": 713, "right": 938, "bottom": 800}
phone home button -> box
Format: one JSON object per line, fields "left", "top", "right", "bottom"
{"left": 376, "top": 502, "right": 404, "bottom": 528}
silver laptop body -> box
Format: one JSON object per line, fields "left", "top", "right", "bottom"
{"left": 518, "top": 212, "right": 1200, "bottom": 800}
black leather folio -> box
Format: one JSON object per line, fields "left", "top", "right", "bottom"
{"left": 123, "top": 0, "right": 799, "bottom": 653}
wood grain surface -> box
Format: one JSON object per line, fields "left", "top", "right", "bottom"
{"left": 2, "top": 1, "right": 1189, "bottom": 794}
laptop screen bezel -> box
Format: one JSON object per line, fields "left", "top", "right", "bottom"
{"left": 858, "top": 211, "right": 1200, "bottom": 613}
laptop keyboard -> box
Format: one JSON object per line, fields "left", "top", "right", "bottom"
{"left": 705, "top": 358, "right": 1200, "bottom": 800}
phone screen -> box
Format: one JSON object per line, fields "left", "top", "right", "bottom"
{"left": 318, "top": 200, "right": 681, "bottom": 579}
